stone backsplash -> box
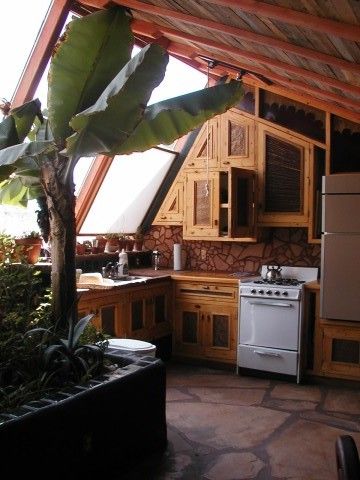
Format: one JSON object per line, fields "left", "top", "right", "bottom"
{"left": 144, "top": 226, "right": 321, "bottom": 275}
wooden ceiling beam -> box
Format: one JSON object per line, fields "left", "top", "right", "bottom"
{"left": 203, "top": 0, "right": 360, "bottom": 42}
{"left": 131, "top": 19, "right": 360, "bottom": 98}
{"left": 115, "top": 0, "right": 359, "bottom": 74}
{"left": 11, "top": 0, "right": 73, "bottom": 108}
{"left": 194, "top": 53, "right": 360, "bottom": 122}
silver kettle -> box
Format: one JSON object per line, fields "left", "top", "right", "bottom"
{"left": 265, "top": 265, "right": 282, "bottom": 281}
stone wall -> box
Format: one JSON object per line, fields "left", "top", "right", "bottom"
{"left": 144, "top": 226, "right": 321, "bottom": 274}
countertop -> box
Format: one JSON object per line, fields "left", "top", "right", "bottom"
{"left": 128, "top": 268, "right": 258, "bottom": 284}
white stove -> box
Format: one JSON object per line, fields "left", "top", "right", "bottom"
{"left": 237, "top": 266, "right": 318, "bottom": 383}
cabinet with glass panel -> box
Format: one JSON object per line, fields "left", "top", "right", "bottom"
{"left": 173, "top": 280, "right": 238, "bottom": 363}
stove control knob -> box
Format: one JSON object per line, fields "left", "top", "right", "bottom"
{"left": 258, "top": 289, "right": 264, "bottom": 295}
{"left": 282, "top": 291, "right": 288, "bottom": 296}
{"left": 251, "top": 289, "right": 256, "bottom": 294}
{"left": 274, "top": 291, "right": 280, "bottom": 296}
{"left": 266, "top": 290, "right": 272, "bottom": 295}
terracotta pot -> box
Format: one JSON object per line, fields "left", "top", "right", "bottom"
{"left": 133, "top": 239, "right": 143, "bottom": 252}
{"left": 105, "top": 238, "right": 119, "bottom": 253}
{"left": 76, "top": 243, "right": 86, "bottom": 255}
{"left": 15, "top": 238, "right": 42, "bottom": 264}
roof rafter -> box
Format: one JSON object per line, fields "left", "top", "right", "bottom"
{"left": 131, "top": 19, "right": 360, "bottom": 98}
{"left": 204, "top": 0, "right": 360, "bottom": 42}
{"left": 12, "top": 0, "right": 73, "bottom": 108}
{"left": 114, "top": 0, "right": 359, "bottom": 74}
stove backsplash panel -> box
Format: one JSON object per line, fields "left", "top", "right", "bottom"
{"left": 144, "top": 226, "right": 321, "bottom": 274}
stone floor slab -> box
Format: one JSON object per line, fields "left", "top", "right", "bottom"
{"left": 167, "top": 402, "right": 289, "bottom": 450}
{"left": 324, "top": 388, "right": 360, "bottom": 414}
{"left": 167, "top": 388, "right": 194, "bottom": 402}
{"left": 271, "top": 383, "right": 322, "bottom": 402}
{"left": 167, "top": 373, "right": 270, "bottom": 389}
{"left": 205, "top": 452, "right": 265, "bottom": 480}
{"left": 263, "top": 398, "right": 317, "bottom": 411}
{"left": 188, "top": 387, "right": 265, "bottom": 406}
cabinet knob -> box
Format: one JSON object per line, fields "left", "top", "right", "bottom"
{"left": 202, "top": 286, "right": 210, "bottom": 290}
{"left": 160, "top": 215, "right": 167, "bottom": 219}
{"left": 188, "top": 162, "right": 195, "bottom": 166}
{"left": 223, "top": 161, "right": 230, "bottom": 165}
{"left": 194, "top": 304, "right": 200, "bottom": 309}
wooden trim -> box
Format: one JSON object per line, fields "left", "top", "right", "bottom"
{"left": 114, "top": 0, "right": 360, "bottom": 74}
{"left": 203, "top": 0, "right": 360, "bottom": 42}
{"left": 11, "top": 0, "right": 73, "bottom": 107}
{"left": 75, "top": 155, "right": 114, "bottom": 232}
{"left": 135, "top": 22, "right": 360, "bottom": 98}
{"left": 325, "top": 112, "right": 331, "bottom": 176}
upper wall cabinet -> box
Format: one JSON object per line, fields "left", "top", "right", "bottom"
{"left": 183, "top": 167, "right": 257, "bottom": 242}
{"left": 219, "top": 111, "right": 255, "bottom": 169}
{"left": 184, "top": 118, "right": 218, "bottom": 170}
{"left": 153, "top": 172, "right": 184, "bottom": 226}
{"left": 257, "top": 124, "right": 310, "bottom": 227}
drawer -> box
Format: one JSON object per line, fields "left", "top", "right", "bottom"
{"left": 237, "top": 344, "right": 298, "bottom": 376}
{"left": 175, "top": 281, "right": 238, "bottom": 302}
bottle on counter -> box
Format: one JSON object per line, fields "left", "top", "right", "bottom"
{"left": 118, "top": 248, "right": 129, "bottom": 277}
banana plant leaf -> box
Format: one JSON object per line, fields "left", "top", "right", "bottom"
{"left": 0, "top": 141, "right": 55, "bottom": 167}
{"left": 66, "top": 43, "right": 168, "bottom": 158}
{"left": 10, "top": 99, "right": 43, "bottom": 142}
{"left": 0, "top": 116, "right": 19, "bottom": 149}
{"left": 116, "top": 80, "right": 244, "bottom": 155}
{"left": 48, "top": 7, "right": 133, "bottom": 143}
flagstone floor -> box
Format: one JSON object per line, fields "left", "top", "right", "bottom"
{"left": 122, "top": 362, "right": 360, "bottom": 480}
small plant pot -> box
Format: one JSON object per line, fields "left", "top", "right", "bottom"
{"left": 15, "top": 238, "right": 42, "bottom": 264}
{"left": 76, "top": 243, "right": 86, "bottom": 255}
{"left": 133, "top": 240, "right": 143, "bottom": 251}
{"left": 105, "top": 239, "right": 119, "bottom": 253}
{"left": 125, "top": 239, "right": 134, "bottom": 252}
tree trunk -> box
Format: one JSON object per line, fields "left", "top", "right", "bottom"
{"left": 41, "top": 155, "right": 77, "bottom": 331}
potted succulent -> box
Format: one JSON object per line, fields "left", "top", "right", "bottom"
{"left": 14, "top": 231, "right": 42, "bottom": 264}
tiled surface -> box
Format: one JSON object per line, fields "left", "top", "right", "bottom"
{"left": 144, "top": 226, "right": 320, "bottom": 273}
{"left": 122, "top": 363, "right": 360, "bottom": 479}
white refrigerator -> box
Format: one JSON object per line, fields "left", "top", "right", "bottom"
{"left": 321, "top": 173, "right": 360, "bottom": 322}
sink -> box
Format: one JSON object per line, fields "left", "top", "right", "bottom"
{"left": 111, "top": 276, "right": 151, "bottom": 286}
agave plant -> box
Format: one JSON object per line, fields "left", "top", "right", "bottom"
{"left": 0, "top": 6, "right": 244, "bottom": 330}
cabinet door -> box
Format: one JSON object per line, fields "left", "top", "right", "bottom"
{"left": 321, "top": 323, "right": 360, "bottom": 380}
{"left": 184, "top": 171, "right": 220, "bottom": 238}
{"left": 150, "top": 284, "right": 172, "bottom": 339}
{"left": 153, "top": 176, "right": 184, "bottom": 225}
{"left": 89, "top": 295, "right": 123, "bottom": 337}
{"left": 184, "top": 118, "right": 218, "bottom": 170}
{"left": 230, "top": 167, "right": 257, "bottom": 239}
{"left": 128, "top": 291, "right": 149, "bottom": 340}
{"left": 257, "top": 124, "right": 310, "bottom": 226}
{"left": 203, "top": 305, "right": 238, "bottom": 362}
{"left": 174, "top": 302, "right": 204, "bottom": 357}
{"left": 220, "top": 111, "right": 255, "bottom": 168}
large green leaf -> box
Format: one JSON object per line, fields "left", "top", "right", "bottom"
{"left": 0, "top": 165, "right": 16, "bottom": 181}
{"left": 66, "top": 43, "right": 168, "bottom": 158}
{"left": 0, "top": 141, "right": 55, "bottom": 167}
{"left": 116, "top": 80, "right": 244, "bottom": 154}
{"left": 0, "top": 116, "right": 19, "bottom": 150}
{"left": 10, "top": 99, "right": 43, "bottom": 142}
{"left": 48, "top": 7, "right": 133, "bottom": 143}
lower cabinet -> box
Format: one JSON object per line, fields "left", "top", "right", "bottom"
{"left": 320, "top": 322, "right": 360, "bottom": 380}
{"left": 173, "top": 280, "right": 238, "bottom": 364}
{"left": 77, "top": 281, "right": 172, "bottom": 342}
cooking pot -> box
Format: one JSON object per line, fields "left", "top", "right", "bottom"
{"left": 265, "top": 265, "right": 282, "bottom": 281}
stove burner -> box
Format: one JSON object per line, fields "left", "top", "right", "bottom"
{"left": 254, "top": 278, "right": 305, "bottom": 286}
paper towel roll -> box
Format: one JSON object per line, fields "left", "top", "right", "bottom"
{"left": 173, "top": 243, "right": 182, "bottom": 271}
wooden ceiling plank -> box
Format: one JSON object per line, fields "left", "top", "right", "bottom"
{"left": 113, "top": 0, "right": 359, "bottom": 73}
{"left": 202, "top": 0, "right": 360, "bottom": 42}
{"left": 11, "top": 0, "right": 73, "bottom": 107}
{"left": 130, "top": 19, "right": 360, "bottom": 97}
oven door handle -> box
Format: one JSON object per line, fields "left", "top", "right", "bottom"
{"left": 249, "top": 301, "right": 293, "bottom": 308}
{"left": 253, "top": 350, "right": 282, "bottom": 358}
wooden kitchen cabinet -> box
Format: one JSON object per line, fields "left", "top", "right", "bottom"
{"left": 173, "top": 280, "right": 238, "bottom": 363}
{"left": 126, "top": 282, "right": 172, "bottom": 341}
{"left": 183, "top": 168, "right": 257, "bottom": 241}
{"left": 77, "top": 281, "right": 172, "bottom": 342}
{"left": 320, "top": 321, "right": 360, "bottom": 381}
{"left": 257, "top": 123, "right": 310, "bottom": 226}
{"left": 184, "top": 117, "right": 219, "bottom": 170}
{"left": 153, "top": 173, "right": 185, "bottom": 226}
{"left": 219, "top": 110, "right": 255, "bottom": 169}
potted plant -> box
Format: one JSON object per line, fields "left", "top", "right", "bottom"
{"left": 133, "top": 228, "right": 144, "bottom": 252}
{"left": 14, "top": 231, "right": 42, "bottom": 264}
{"left": 104, "top": 233, "right": 120, "bottom": 253}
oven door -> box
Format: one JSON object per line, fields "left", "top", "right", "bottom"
{"left": 239, "top": 296, "right": 300, "bottom": 350}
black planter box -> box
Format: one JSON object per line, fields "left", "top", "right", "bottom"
{"left": 0, "top": 354, "right": 167, "bottom": 478}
